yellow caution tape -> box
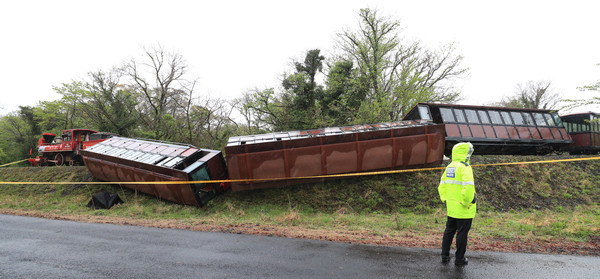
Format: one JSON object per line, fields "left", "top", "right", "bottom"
{"left": 0, "top": 156, "right": 599, "bottom": 185}
{"left": 0, "top": 159, "right": 29, "bottom": 168}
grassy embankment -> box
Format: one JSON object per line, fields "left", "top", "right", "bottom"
{"left": 0, "top": 155, "right": 599, "bottom": 255}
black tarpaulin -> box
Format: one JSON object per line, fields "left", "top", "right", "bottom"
{"left": 87, "top": 191, "right": 123, "bottom": 209}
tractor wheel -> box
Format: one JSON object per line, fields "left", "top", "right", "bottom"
{"left": 55, "top": 153, "right": 64, "bottom": 167}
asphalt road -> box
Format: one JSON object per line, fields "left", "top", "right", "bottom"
{"left": 0, "top": 214, "right": 598, "bottom": 279}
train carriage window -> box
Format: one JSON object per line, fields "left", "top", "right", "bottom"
{"left": 510, "top": 112, "right": 524, "bottom": 125}
{"left": 418, "top": 105, "right": 432, "bottom": 120}
{"left": 543, "top": 114, "right": 556, "bottom": 126}
{"left": 454, "top": 109, "right": 467, "bottom": 123}
{"left": 440, "top": 108, "right": 456, "bottom": 122}
{"left": 464, "top": 109, "right": 480, "bottom": 124}
{"left": 501, "top": 112, "right": 514, "bottom": 125}
{"left": 489, "top": 111, "right": 503, "bottom": 124}
{"left": 552, "top": 113, "right": 563, "bottom": 127}
{"left": 478, "top": 111, "right": 491, "bottom": 124}
{"left": 533, "top": 113, "right": 547, "bottom": 126}
{"left": 522, "top": 112, "right": 535, "bottom": 126}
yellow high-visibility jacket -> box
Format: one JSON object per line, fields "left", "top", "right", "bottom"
{"left": 438, "top": 142, "right": 477, "bottom": 219}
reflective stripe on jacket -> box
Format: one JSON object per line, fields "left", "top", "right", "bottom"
{"left": 438, "top": 142, "right": 477, "bottom": 219}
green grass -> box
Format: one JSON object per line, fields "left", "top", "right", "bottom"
{"left": 0, "top": 155, "right": 599, "bottom": 245}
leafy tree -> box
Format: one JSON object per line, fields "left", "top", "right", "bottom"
{"left": 182, "top": 98, "right": 237, "bottom": 149}
{"left": 285, "top": 49, "right": 325, "bottom": 110}
{"left": 34, "top": 82, "right": 89, "bottom": 133}
{"left": 35, "top": 82, "right": 88, "bottom": 131}
{"left": 239, "top": 88, "right": 296, "bottom": 131}
{"left": 0, "top": 107, "right": 40, "bottom": 162}
{"left": 241, "top": 49, "right": 328, "bottom": 131}
{"left": 0, "top": 146, "right": 8, "bottom": 164}
{"left": 84, "top": 70, "right": 139, "bottom": 136}
{"left": 579, "top": 63, "right": 600, "bottom": 92}
{"left": 567, "top": 63, "right": 600, "bottom": 109}
{"left": 281, "top": 49, "right": 326, "bottom": 129}
{"left": 320, "top": 59, "right": 367, "bottom": 125}
{"left": 497, "top": 81, "right": 560, "bottom": 109}
{"left": 336, "top": 8, "right": 466, "bottom": 122}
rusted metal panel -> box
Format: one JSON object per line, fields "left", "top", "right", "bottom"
{"left": 225, "top": 121, "right": 446, "bottom": 191}
{"left": 81, "top": 137, "right": 229, "bottom": 206}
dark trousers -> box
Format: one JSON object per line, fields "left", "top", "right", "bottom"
{"left": 441, "top": 216, "right": 472, "bottom": 260}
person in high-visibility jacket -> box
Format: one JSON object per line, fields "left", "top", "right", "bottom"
{"left": 438, "top": 142, "right": 477, "bottom": 266}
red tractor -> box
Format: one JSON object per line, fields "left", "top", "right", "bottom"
{"left": 29, "top": 129, "right": 114, "bottom": 166}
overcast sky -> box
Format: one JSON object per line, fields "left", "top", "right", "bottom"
{"left": 1, "top": 0, "right": 599, "bottom": 116}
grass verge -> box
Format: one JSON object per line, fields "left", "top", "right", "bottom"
{"left": 0, "top": 155, "right": 599, "bottom": 256}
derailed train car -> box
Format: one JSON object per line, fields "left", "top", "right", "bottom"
{"left": 225, "top": 121, "right": 446, "bottom": 191}
{"left": 78, "top": 104, "right": 591, "bottom": 207}
{"left": 560, "top": 112, "right": 600, "bottom": 154}
{"left": 403, "top": 103, "right": 573, "bottom": 155}
{"left": 80, "top": 137, "right": 229, "bottom": 206}
{"left": 81, "top": 120, "right": 445, "bottom": 206}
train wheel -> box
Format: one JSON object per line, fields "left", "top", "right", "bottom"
{"left": 54, "top": 153, "right": 64, "bottom": 167}
{"left": 68, "top": 160, "right": 74, "bottom": 166}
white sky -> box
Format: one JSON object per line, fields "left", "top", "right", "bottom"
{"left": 1, "top": 0, "right": 599, "bottom": 117}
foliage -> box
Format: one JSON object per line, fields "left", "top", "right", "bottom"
{"left": 0, "top": 107, "right": 43, "bottom": 163}
{"left": 0, "top": 45, "right": 238, "bottom": 163}
{"left": 83, "top": 70, "right": 140, "bottom": 136}
{"left": 336, "top": 8, "right": 466, "bottom": 123}
{"left": 565, "top": 63, "right": 600, "bottom": 110}
{"left": 320, "top": 60, "right": 367, "bottom": 126}
{"left": 238, "top": 8, "right": 467, "bottom": 132}
{"left": 0, "top": 155, "right": 599, "bottom": 248}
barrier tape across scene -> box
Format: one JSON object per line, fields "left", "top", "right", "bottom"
{"left": 1, "top": 156, "right": 599, "bottom": 186}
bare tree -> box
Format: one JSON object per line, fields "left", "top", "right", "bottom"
{"left": 123, "top": 45, "right": 190, "bottom": 139}
{"left": 498, "top": 81, "right": 560, "bottom": 110}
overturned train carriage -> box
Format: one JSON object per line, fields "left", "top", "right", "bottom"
{"left": 225, "top": 120, "right": 446, "bottom": 191}
{"left": 80, "top": 137, "right": 229, "bottom": 206}
{"left": 403, "top": 103, "right": 572, "bottom": 155}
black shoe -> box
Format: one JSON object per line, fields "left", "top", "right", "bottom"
{"left": 441, "top": 256, "right": 450, "bottom": 263}
{"left": 455, "top": 257, "right": 468, "bottom": 266}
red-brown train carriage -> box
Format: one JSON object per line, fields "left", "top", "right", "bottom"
{"left": 560, "top": 112, "right": 600, "bottom": 154}
{"left": 80, "top": 137, "right": 229, "bottom": 206}
{"left": 403, "top": 103, "right": 572, "bottom": 155}
{"left": 224, "top": 120, "right": 446, "bottom": 191}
